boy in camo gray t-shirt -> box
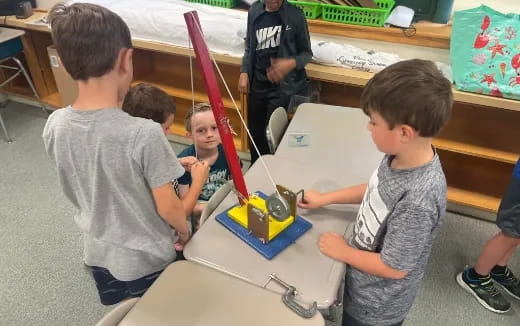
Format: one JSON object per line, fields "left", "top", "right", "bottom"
{"left": 298, "top": 59, "right": 453, "bottom": 326}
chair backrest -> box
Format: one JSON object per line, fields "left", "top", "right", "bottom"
{"left": 199, "top": 181, "right": 233, "bottom": 226}
{"left": 95, "top": 297, "right": 139, "bottom": 326}
{"left": 266, "top": 106, "right": 288, "bottom": 154}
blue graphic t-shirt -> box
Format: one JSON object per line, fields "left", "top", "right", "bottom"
{"left": 177, "top": 144, "right": 240, "bottom": 201}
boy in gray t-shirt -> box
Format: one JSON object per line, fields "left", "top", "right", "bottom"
{"left": 43, "top": 4, "right": 191, "bottom": 305}
{"left": 298, "top": 59, "right": 453, "bottom": 325}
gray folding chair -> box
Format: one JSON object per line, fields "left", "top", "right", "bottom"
{"left": 199, "top": 181, "right": 233, "bottom": 226}
{"left": 0, "top": 27, "right": 48, "bottom": 143}
{"left": 266, "top": 106, "right": 288, "bottom": 154}
{"left": 94, "top": 297, "right": 139, "bottom": 326}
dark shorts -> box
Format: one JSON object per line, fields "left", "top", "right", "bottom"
{"left": 342, "top": 312, "right": 403, "bottom": 326}
{"left": 90, "top": 266, "right": 163, "bottom": 305}
{"left": 496, "top": 166, "right": 520, "bottom": 239}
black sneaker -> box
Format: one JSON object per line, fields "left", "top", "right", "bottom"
{"left": 456, "top": 267, "right": 511, "bottom": 313}
{"left": 491, "top": 267, "right": 520, "bottom": 301}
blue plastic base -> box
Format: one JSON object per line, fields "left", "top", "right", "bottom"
{"left": 215, "top": 191, "right": 312, "bottom": 260}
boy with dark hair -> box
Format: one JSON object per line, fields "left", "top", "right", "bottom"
{"left": 122, "top": 83, "right": 177, "bottom": 135}
{"left": 457, "top": 159, "right": 520, "bottom": 313}
{"left": 122, "top": 83, "right": 210, "bottom": 217}
{"left": 43, "top": 4, "right": 190, "bottom": 305}
{"left": 298, "top": 59, "right": 453, "bottom": 326}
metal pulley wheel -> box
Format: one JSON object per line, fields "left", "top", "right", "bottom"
{"left": 266, "top": 192, "right": 290, "bottom": 221}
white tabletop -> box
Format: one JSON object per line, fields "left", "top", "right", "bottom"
{"left": 120, "top": 261, "right": 325, "bottom": 326}
{"left": 276, "top": 103, "right": 382, "bottom": 182}
{"left": 184, "top": 155, "right": 360, "bottom": 309}
{"left": 0, "top": 27, "right": 24, "bottom": 43}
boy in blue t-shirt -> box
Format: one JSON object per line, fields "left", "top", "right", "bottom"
{"left": 178, "top": 103, "right": 241, "bottom": 228}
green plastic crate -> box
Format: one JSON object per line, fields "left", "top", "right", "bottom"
{"left": 322, "top": 0, "right": 395, "bottom": 27}
{"left": 288, "top": 0, "right": 322, "bottom": 19}
{"left": 185, "top": 0, "right": 238, "bottom": 9}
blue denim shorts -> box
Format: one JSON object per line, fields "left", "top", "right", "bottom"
{"left": 90, "top": 266, "right": 163, "bottom": 305}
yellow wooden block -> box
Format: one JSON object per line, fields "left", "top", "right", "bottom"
{"left": 228, "top": 194, "right": 294, "bottom": 241}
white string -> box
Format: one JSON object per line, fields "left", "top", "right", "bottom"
{"left": 189, "top": 12, "right": 280, "bottom": 196}
{"left": 188, "top": 35, "right": 198, "bottom": 160}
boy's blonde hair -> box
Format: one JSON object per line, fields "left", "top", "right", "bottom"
{"left": 184, "top": 102, "right": 212, "bottom": 133}
{"left": 48, "top": 3, "right": 132, "bottom": 81}
{"left": 361, "top": 59, "right": 453, "bottom": 137}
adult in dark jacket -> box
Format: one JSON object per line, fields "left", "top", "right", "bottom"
{"left": 238, "top": 0, "right": 312, "bottom": 164}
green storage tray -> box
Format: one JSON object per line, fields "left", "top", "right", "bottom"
{"left": 288, "top": 0, "right": 322, "bottom": 19}
{"left": 185, "top": 0, "right": 238, "bottom": 9}
{"left": 322, "top": 0, "right": 395, "bottom": 27}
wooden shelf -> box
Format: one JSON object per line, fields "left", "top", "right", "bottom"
{"left": 41, "top": 92, "right": 62, "bottom": 108}
{"left": 433, "top": 139, "right": 519, "bottom": 164}
{"left": 132, "top": 73, "right": 239, "bottom": 111}
{"left": 3, "top": 85, "right": 61, "bottom": 108}
{"left": 308, "top": 20, "right": 451, "bottom": 49}
{"left": 306, "top": 63, "right": 520, "bottom": 111}
{"left": 447, "top": 187, "right": 501, "bottom": 213}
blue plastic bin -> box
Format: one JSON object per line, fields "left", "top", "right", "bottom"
{"left": 0, "top": 37, "right": 23, "bottom": 61}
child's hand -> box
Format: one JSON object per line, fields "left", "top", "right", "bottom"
{"left": 179, "top": 156, "right": 198, "bottom": 172}
{"left": 191, "top": 161, "right": 210, "bottom": 185}
{"left": 238, "top": 72, "right": 249, "bottom": 93}
{"left": 267, "top": 58, "right": 296, "bottom": 83}
{"left": 178, "top": 230, "right": 191, "bottom": 245}
{"left": 297, "top": 189, "right": 324, "bottom": 209}
{"left": 319, "top": 233, "right": 348, "bottom": 261}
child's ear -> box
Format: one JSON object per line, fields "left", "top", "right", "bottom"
{"left": 119, "top": 48, "right": 133, "bottom": 74}
{"left": 185, "top": 131, "right": 193, "bottom": 138}
{"left": 400, "top": 125, "right": 416, "bottom": 143}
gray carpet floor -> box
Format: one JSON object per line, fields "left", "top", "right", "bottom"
{"left": 1, "top": 102, "right": 519, "bottom": 326}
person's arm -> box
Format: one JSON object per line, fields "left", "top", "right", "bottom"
{"left": 268, "top": 10, "right": 313, "bottom": 83}
{"left": 293, "top": 10, "right": 313, "bottom": 70}
{"left": 240, "top": 10, "right": 252, "bottom": 76}
{"left": 298, "top": 183, "right": 367, "bottom": 209}
{"left": 152, "top": 182, "right": 191, "bottom": 243}
{"left": 238, "top": 9, "right": 252, "bottom": 94}
{"left": 318, "top": 233, "right": 407, "bottom": 279}
{"left": 134, "top": 124, "right": 191, "bottom": 242}
{"left": 319, "top": 202, "right": 437, "bottom": 280}
{"left": 178, "top": 161, "right": 209, "bottom": 217}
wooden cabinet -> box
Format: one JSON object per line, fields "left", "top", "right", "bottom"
{"left": 2, "top": 11, "right": 520, "bottom": 217}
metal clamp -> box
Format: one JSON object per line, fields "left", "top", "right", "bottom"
{"left": 264, "top": 273, "right": 318, "bottom": 319}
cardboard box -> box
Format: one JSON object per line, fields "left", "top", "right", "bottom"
{"left": 47, "top": 46, "right": 77, "bottom": 106}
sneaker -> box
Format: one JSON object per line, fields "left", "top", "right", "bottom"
{"left": 456, "top": 267, "right": 511, "bottom": 313}
{"left": 491, "top": 268, "right": 520, "bottom": 301}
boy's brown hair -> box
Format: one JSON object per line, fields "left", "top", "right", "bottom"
{"left": 184, "top": 102, "right": 212, "bottom": 133}
{"left": 361, "top": 59, "right": 453, "bottom": 137}
{"left": 48, "top": 3, "right": 132, "bottom": 81}
{"left": 122, "top": 83, "right": 176, "bottom": 123}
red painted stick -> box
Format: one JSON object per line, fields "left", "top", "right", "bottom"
{"left": 184, "top": 11, "right": 248, "bottom": 204}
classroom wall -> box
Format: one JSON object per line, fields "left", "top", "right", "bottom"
{"left": 36, "top": 0, "right": 59, "bottom": 9}
{"left": 34, "top": 0, "right": 520, "bottom": 15}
